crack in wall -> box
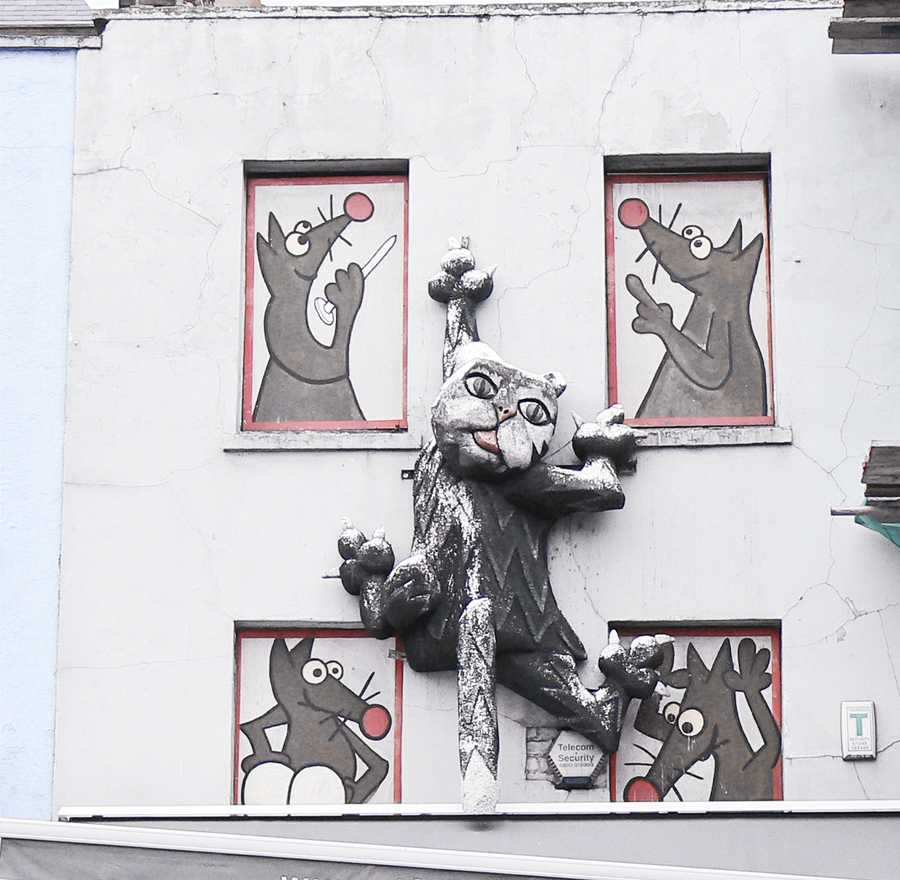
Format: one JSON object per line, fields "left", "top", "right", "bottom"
{"left": 263, "top": 97, "right": 291, "bottom": 158}
{"left": 594, "top": 14, "right": 643, "bottom": 149}
{"left": 788, "top": 600, "right": 900, "bottom": 650}
{"left": 365, "top": 19, "right": 389, "bottom": 146}
{"left": 498, "top": 144, "right": 594, "bottom": 296}
{"left": 58, "top": 653, "right": 229, "bottom": 673}
{"left": 512, "top": 19, "right": 538, "bottom": 146}
{"left": 853, "top": 761, "right": 871, "bottom": 797}
{"left": 735, "top": 13, "right": 762, "bottom": 151}
{"left": 781, "top": 582, "right": 854, "bottom": 640}
{"left": 878, "top": 610, "right": 900, "bottom": 696}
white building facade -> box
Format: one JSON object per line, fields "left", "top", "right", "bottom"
{"left": 6, "top": 0, "right": 900, "bottom": 874}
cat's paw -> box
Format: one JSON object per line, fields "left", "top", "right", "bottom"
{"left": 598, "top": 631, "right": 672, "bottom": 699}
{"left": 337, "top": 519, "right": 395, "bottom": 595}
{"left": 571, "top": 405, "right": 645, "bottom": 468}
{"left": 428, "top": 237, "right": 494, "bottom": 303}
{"left": 383, "top": 554, "right": 440, "bottom": 630}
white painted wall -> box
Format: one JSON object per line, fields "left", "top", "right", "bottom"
{"left": 56, "top": 3, "right": 900, "bottom": 813}
{"left": 0, "top": 48, "right": 77, "bottom": 819}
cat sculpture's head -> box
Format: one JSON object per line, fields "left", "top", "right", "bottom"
{"left": 432, "top": 341, "right": 566, "bottom": 478}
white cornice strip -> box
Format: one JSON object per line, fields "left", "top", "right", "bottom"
{"left": 56, "top": 797, "right": 900, "bottom": 818}
{"left": 0, "top": 816, "right": 865, "bottom": 880}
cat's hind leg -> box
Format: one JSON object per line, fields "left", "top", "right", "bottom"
{"left": 496, "top": 634, "right": 668, "bottom": 753}
{"left": 497, "top": 651, "right": 628, "bottom": 752}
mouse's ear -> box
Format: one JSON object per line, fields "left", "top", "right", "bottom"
{"left": 544, "top": 372, "right": 567, "bottom": 398}
{"left": 288, "top": 637, "right": 314, "bottom": 667}
{"left": 720, "top": 219, "right": 743, "bottom": 255}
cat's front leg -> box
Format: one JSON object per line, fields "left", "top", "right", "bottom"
{"left": 383, "top": 554, "right": 440, "bottom": 631}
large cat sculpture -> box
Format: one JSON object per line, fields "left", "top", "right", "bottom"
{"left": 336, "top": 238, "right": 665, "bottom": 809}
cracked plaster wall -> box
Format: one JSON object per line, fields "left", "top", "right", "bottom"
{"left": 55, "top": 8, "right": 900, "bottom": 812}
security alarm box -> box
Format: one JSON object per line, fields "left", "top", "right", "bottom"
{"left": 841, "top": 701, "right": 876, "bottom": 760}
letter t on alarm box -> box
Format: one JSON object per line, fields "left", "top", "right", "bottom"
{"left": 841, "top": 701, "right": 876, "bottom": 760}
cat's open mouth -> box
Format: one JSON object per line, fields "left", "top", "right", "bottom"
{"left": 473, "top": 429, "right": 501, "bottom": 455}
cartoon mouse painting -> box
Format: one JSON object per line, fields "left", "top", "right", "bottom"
{"left": 252, "top": 191, "right": 396, "bottom": 424}
{"left": 622, "top": 637, "right": 781, "bottom": 802}
{"left": 239, "top": 637, "right": 393, "bottom": 805}
{"left": 617, "top": 197, "right": 768, "bottom": 420}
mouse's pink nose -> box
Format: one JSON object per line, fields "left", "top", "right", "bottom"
{"left": 344, "top": 192, "right": 374, "bottom": 222}
{"left": 624, "top": 777, "right": 662, "bottom": 802}
{"left": 618, "top": 198, "right": 649, "bottom": 229}
{"left": 361, "top": 704, "right": 391, "bottom": 740}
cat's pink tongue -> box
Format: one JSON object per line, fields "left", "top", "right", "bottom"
{"left": 474, "top": 430, "right": 500, "bottom": 454}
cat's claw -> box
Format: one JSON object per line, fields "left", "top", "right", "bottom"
{"left": 599, "top": 631, "right": 671, "bottom": 699}
{"left": 336, "top": 521, "right": 394, "bottom": 596}
{"left": 572, "top": 405, "right": 645, "bottom": 468}
{"left": 428, "top": 239, "right": 493, "bottom": 304}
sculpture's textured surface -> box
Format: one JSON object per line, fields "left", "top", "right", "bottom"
{"left": 338, "top": 239, "right": 665, "bottom": 809}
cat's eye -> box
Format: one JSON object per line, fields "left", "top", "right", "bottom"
{"left": 301, "top": 659, "right": 328, "bottom": 684}
{"left": 518, "top": 398, "right": 551, "bottom": 426}
{"left": 465, "top": 373, "right": 497, "bottom": 400}
{"left": 327, "top": 661, "right": 343, "bottom": 680}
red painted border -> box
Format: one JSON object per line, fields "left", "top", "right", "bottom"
{"left": 242, "top": 175, "right": 409, "bottom": 433}
{"left": 234, "top": 627, "right": 404, "bottom": 805}
{"left": 605, "top": 172, "right": 776, "bottom": 429}
{"left": 608, "top": 623, "right": 783, "bottom": 802}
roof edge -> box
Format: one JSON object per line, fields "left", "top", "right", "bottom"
{"left": 95, "top": 0, "right": 842, "bottom": 22}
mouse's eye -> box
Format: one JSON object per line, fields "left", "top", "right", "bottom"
{"left": 301, "top": 659, "right": 327, "bottom": 684}
{"left": 682, "top": 225, "right": 703, "bottom": 240}
{"left": 690, "top": 236, "right": 712, "bottom": 260}
{"left": 285, "top": 221, "right": 312, "bottom": 256}
{"left": 519, "top": 399, "right": 551, "bottom": 426}
{"left": 465, "top": 373, "right": 498, "bottom": 400}
{"left": 678, "top": 708, "right": 705, "bottom": 736}
{"left": 327, "top": 661, "right": 343, "bottom": 680}
{"left": 663, "top": 702, "right": 681, "bottom": 724}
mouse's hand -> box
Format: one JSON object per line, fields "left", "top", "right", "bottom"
{"left": 627, "top": 274, "right": 674, "bottom": 337}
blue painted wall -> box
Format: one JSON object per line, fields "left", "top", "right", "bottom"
{"left": 0, "top": 48, "right": 76, "bottom": 819}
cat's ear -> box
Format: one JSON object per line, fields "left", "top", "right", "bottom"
{"left": 544, "top": 372, "right": 567, "bottom": 398}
